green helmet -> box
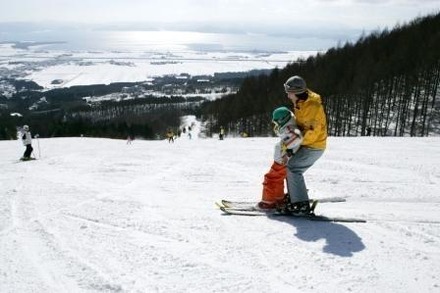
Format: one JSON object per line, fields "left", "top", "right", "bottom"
{"left": 272, "top": 106, "right": 293, "bottom": 128}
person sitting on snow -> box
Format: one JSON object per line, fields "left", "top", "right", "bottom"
{"left": 257, "top": 107, "right": 303, "bottom": 210}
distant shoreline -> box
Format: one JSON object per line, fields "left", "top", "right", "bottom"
{"left": 0, "top": 41, "right": 317, "bottom": 89}
{"left": 0, "top": 41, "right": 66, "bottom": 50}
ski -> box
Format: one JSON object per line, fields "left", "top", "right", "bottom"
{"left": 19, "top": 157, "right": 37, "bottom": 161}
{"left": 216, "top": 200, "right": 318, "bottom": 212}
{"left": 218, "top": 206, "right": 366, "bottom": 223}
{"left": 218, "top": 196, "right": 346, "bottom": 209}
{"left": 14, "top": 157, "right": 37, "bottom": 163}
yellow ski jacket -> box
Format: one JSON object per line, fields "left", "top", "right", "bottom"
{"left": 294, "top": 90, "right": 327, "bottom": 150}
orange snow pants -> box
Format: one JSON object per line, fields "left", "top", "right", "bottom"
{"left": 261, "top": 162, "right": 287, "bottom": 204}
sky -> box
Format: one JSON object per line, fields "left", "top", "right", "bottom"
{"left": 1, "top": 0, "right": 439, "bottom": 34}
{"left": 1, "top": 117, "right": 440, "bottom": 292}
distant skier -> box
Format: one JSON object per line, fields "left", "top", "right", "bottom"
{"left": 20, "top": 125, "right": 34, "bottom": 160}
{"left": 219, "top": 126, "right": 225, "bottom": 140}
{"left": 167, "top": 129, "right": 175, "bottom": 143}
{"left": 257, "top": 107, "right": 303, "bottom": 210}
{"left": 366, "top": 126, "right": 372, "bottom": 136}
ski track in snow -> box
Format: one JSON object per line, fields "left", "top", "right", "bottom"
{"left": 1, "top": 121, "right": 440, "bottom": 292}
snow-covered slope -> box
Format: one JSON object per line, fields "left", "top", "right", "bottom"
{"left": 1, "top": 135, "right": 439, "bottom": 292}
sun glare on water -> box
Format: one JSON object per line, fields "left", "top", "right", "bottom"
{"left": 103, "top": 30, "right": 216, "bottom": 52}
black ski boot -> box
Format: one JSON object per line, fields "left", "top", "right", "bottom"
{"left": 288, "top": 200, "right": 314, "bottom": 216}
{"left": 274, "top": 193, "right": 291, "bottom": 214}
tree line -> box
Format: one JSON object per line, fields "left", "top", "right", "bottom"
{"left": 0, "top": 95, "right": 202, "bottom": 140}
{"left": 0, "top": 70, "right": 252, "bottom": 140}
{"left": 200, "top": 12, "right": 440, "bottom": 137}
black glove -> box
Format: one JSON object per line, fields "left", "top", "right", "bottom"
{"left": 286, "top": 149, "right": 294, "bottom": 157}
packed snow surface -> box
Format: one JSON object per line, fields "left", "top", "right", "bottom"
{"left": 1, "top": 126, "right": 440, "bottom": 292}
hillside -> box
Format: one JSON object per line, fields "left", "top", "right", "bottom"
{"left": 1, "top": 134, "right": 440, "bottom": 292}
{"left": 201, "top": 12, "right": 440, "bottom": 137}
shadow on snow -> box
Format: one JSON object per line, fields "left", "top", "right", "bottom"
{"left": 271, "top": 216, "right": 366, "bottom": 257}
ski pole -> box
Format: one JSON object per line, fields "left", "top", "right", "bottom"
{"left": 35, "top": 134, "right": 41, "bottom": 159}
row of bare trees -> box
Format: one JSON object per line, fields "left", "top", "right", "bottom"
{"left": 201, "top": 13, "right": 440, "bottom": 137}
{"left": 327, "top": 64, "right": 440, "bottom": 136}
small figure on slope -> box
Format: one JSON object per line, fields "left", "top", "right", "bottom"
{"left": 166, "top": 129, "right": 175, "bottom": 143}
{"left": 20, "top": 125, "right": 34, "bottom": 160}
{"left": 257, "top": 107, "right": 303, "bottom": 210}
{"left": 219, "top": 126, "right": 225, "bottom": 140}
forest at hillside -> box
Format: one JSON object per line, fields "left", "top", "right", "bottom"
{"left": 200, "top": 12, "right": 440, "bottom": 138}
{"left": 0, "top": 74, "right": 240, "bottom": 140}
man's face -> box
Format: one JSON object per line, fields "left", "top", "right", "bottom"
{"left": 287, "top": 91, "right": 298, "bottom": 104}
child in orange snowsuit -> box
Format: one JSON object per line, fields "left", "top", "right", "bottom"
{"left": 258, "top": 107, "right": 303, "bottom": 209}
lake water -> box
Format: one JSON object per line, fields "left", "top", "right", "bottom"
{"left": 0, "top": 28, "right": 337, "bottom": 53}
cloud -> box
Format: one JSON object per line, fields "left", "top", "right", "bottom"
{"left": 0, "top": 0, "right": 438, "bottom": 33}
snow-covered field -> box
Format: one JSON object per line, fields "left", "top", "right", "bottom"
{"left": 1, "top": 120, "right": 440, "bottom": 292}
{"left": 0, "top": 43, "right": 316, "bottom": 89}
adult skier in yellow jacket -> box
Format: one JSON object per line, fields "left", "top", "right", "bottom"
{"left": 283, "top": 75, "right": 327, "bottom": 215}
